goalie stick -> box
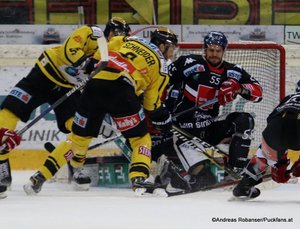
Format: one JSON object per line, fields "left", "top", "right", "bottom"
{"left": 0, "top": 36, "right": 109, "bottom": 153}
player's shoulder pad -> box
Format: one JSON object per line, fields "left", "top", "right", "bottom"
{"left": 225, "top": 63, "right": 244, "bottom": 81}
{"left": 127, "top": 36, "right": 164, "bottom": 59}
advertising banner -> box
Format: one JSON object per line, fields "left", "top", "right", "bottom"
{"left": 183, "top": 25, "right": 284, "bottom": 43}
{"left": 0, "top": 25, "right": 78, "bottom": 44}
{"left": 285, "top": 26, "right": 300, "bottom": 45}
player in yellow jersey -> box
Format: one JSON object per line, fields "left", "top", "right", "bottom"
{"left": 0, "top": 17, "right": 131, "bottom": 198}
{"left": 24, "top": 27, "right": 178, "bottom": 195}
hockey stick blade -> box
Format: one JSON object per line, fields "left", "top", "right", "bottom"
{"left": 44, "top": 142, "right": 56, "bottom": 153}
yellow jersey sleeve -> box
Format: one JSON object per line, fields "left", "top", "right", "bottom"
{"left": 36, "top": 25, "right": 103, "bottom": 88}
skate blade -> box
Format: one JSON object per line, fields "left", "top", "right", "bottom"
{"left": 0, "top": 191, "right": 7, "bottom": 199}
{"left": 153, "top": 188, "right": 168, "bottom": 197}
{"left": 228, "top": 195, "right": 252, "bottom": 202}
{"left": 134, "top": 187, "right": 147, "bottom": 196}
{"left": 23, "top": 183, "right": 37, "bottom": 196}
{"left": 73, "top": 182, "right": 90, "bottom": 191}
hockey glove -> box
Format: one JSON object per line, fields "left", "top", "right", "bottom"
{"left": 0, "top": 128, "right": 21, "bottom": 153}
{"left": 271, "top": 155, "right": 291, "bottom": 183}
{"left": 291, "top": 156, "right": 300, "bottom": 177}
{"left": 148, "top": 105, "right": 172, "bottom": 134}
{"left": 218, "top": 78, "right": 241, "bottom": 106}
{"left": 78, "top": 57, "right": 98, "bottom": 75}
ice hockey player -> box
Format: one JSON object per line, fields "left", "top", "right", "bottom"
{"left": 23, "top": 26, "right": 178, "bottom": 196}
{"left": 153, "top": 31, "right": 263, "bottom": 192}
{"left": 232, "top": 84, "right": 300, "bottom": 200}
{"left": 0, "top": 17, "right": 131, "bottom": 198}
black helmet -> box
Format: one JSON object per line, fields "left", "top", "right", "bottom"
{"left": 104, "top": 17, "right": 131, "bottom": 38}
{"left": 150, "top": 27, "right": 178, "bottom": 47}
{"left": 204, "top": 31, "right": 228, "bottom": 49}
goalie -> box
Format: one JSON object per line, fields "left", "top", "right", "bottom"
{"left": 153, "top": 31, "right": 263, "bottom": 192}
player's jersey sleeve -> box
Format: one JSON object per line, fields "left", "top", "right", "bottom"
{"left": 36, "top": 25, "right": 103, "bottom": 88}
{"left": 225, "top": 63, "right": 263, "bottom": 103}
{"left": 168, "top": 56, "right": 189, "bottom": 85}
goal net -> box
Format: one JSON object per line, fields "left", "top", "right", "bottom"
{"left": 176, "top": 43, "right": 285, "bottom": 150}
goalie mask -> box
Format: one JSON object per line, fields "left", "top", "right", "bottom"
{"left": 104, "top": 17, "right": 131, "bottom": 38}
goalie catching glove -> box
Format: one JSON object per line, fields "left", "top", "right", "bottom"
{"left": 218, "top": 78, "right": 241, "bottom": 106}
{"left": 0, "top": 128, "right": 21, "bottom": 153}
{"left": 148, "top": 105, "right": 172, "bottom": 134}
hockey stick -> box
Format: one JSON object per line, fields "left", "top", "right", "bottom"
{"left": 172, "top": 98, "right": 218, "bottom": 119}
{"left": 44, "top": 133, "right": 123, "bottom": 153}
{"left": 171, "top": 125, "right": 241, "bottom": 180}
{"left": 131, "top": 25, "right": 161, "bottom": 36}
{"left": 0, "top": 36, "right": 109, "bottom": 153}
{"left": 84, "top": 98, "right": 219, "bottom": 152}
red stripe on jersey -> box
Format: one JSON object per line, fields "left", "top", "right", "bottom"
{"left": 107, "top": 51, "right": 136, "bottom": 74}
{"left": 242, "top": 83, "right": 263, "bottom": 102}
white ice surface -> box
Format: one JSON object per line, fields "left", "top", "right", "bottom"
{"left": 0, "top": 171, "right": 299, "bottom": 229}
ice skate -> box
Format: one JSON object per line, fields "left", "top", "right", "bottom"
{"left": 131, "top": 176, "right": 159, "bottom": 196}
{"left": 72, "top": 167, "right": 91, "bottom": 191}
{"left": 0, "top": 184, "right": 7, "bottom": 199}
{"left": 23, "top": 171, "right": 46, "bottom": 195}
{"left": 231, "top": 176, "right": 261, "bottom": 201}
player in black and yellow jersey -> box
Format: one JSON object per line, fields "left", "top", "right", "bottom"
{"left": 24, "top": 27, "right": 178, "bottom": 195}
{"left": 0, "top": 17, "right": 131, "bottom": 198}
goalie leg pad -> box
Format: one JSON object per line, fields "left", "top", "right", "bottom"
{"left": 173, "top": 134, "right": 208, "bottom": 174}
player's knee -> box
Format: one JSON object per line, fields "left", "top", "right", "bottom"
{"left": 64, "top": 117, "right": 74, "bottom": 133}
{"left": 232, "top": 112, "right": 254, "bottom": 140}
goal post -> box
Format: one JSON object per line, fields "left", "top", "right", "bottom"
{"left": 176, "top": 42, "right": 286, "bottom": 149}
